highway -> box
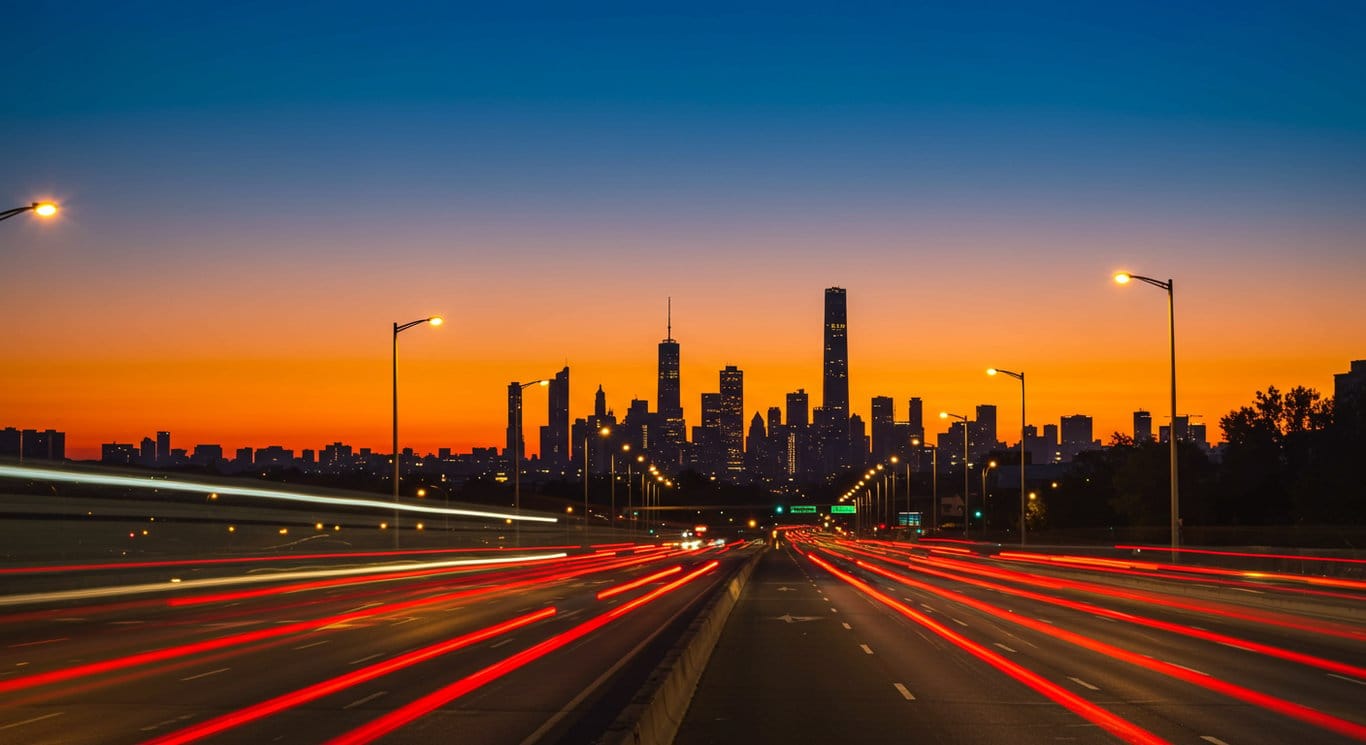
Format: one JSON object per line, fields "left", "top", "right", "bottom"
{"left": 0, "top": 540, "right": 756, "bottom": 744}
{"left": 678, "top": 533, "right": 1365, "bottom": 745}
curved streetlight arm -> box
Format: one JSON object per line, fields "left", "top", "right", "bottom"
{"left": 0, "top": 205, "right": 35, "bottom": 222}
{"left": 1116, "top": 273, "right": 1172, "bottom": 291}
{"left": 395, "top": 317, "right": 441, "bottom": 335}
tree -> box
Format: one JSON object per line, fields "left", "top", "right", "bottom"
{"left": 1218, "top": 385, "right": 1333, "bottom": 524}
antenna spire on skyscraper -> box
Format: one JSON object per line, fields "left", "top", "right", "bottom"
{"left": 666, "top": 296, "right": 673, "bottom": 342}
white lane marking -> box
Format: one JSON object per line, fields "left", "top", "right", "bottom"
{"left": 7, "top": 638, "right": 68, "bottom": 649}
{"left": 821, "top": 597, "right": 830, "bottom": 601}
{"left": 179, "top": 667, "right": 230, "bottom": 682}
{"left": 950, "top": 617, "right": 968, "bottom": 627}
{"left": 920, "top": 603, "right": 934, "bottom": 612}
{"left": 390, "top": 617, "right": 418, "bottom": 626}
{"left": 893, "top": 683, "right": 916, "bottom": 700}
{"left": 1200, "top": 737, "right": 1232, "bottom": 745}
{"left": 350, "top": 653, "right": 384, "bottom": 665}
{"left": 1096, "top": 616, "right": 1116, "bottom": 622}
{"left": 343, "top": 691, "right": 389, "bottom": 710}
{"left": 293, "top": 640, "right": 330, "bottom": 650}
{"left": 1230, "top": 587, "right": 1264, "bottom": 594}
{"left": 993, "top": 643, "right": 1017, "bottom": 653}
{"left": 1168, "top": 662, "right": 1208, "bottom": 676}
{"left": 0, "top": 712, "right": 63, "bottom": 730}
{"left": 344, "top": 602, "right": 383, "bottom": 614}
{"left": 1036, "top": 617, "right": 1054, "bottom": 625}
{"left": 1328, "top": 673, "right": 1366, "bottom": 686}
{"left": 841, "top": 622, "right": 852, "bottom": 630}
{"left": 860, "top": 644, "right": 874, "bottom": 655}
{"left": 110, "top": 620, "right": 145, "bottom": 625}
{"left": 140, "top": 715, "right": 193, "bottom": 732}
{"left": 491, "top": 639, "right": 514, "bottom": 649}
{"left": 1219, "top": 642, "right": 1252, "bottom": 652}
{"left": 54, "top": 618, "right": 86, "bottom": 622}
{"left": 830, "top": 607, "right": 839, "bottom": 613}
{"left": 1068, "top": 676, "right": 1100, "bottom": 691}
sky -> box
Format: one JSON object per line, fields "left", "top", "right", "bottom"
{"left": 4, "top": 1, "right": 1365, "bottom": 460}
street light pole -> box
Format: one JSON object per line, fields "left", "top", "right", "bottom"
{"left": 940, "top": 412, "right": 969, "bottom": 537}
{"left": 0, "top": 201, "right": 59, "bottom": 223}
{"left": 393, "top": 315, "right": 443, "bottom": 549}
{"left": 1115, "top": 272, "right": 1180, "bottom": 551}
{"left": 988, "top": 367, "right": 1027, "bottom": 545}
{"left": 512, "top": 379, "right": 551, "bottom": 548}
{"left": 582, "top": 426, "right": 611, "bottom": 539}
{"left": 980, "top": 460, "right": 997, "bottom": 540}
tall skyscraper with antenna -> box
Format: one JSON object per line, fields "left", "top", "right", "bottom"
{"left": 819, "top": 287, "right": 851, "bottom": 471}
{"left": 657, "top": 298, "right": 686, "bottom": 466}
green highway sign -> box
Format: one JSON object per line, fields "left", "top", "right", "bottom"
{"left": 830, "top": 505, "right": 856, "bottom": 514}
{"left": 789, "top": 505, "right": 818, "bottom": 514}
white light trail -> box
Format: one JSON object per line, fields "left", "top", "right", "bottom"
{"left": 0, "top": 465, "right": 557, "bottom": 523}
{"left": 0, "top": 552, "right": 568, "bottom": 607}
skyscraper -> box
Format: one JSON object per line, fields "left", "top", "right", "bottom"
{"left": 720, "top": 365, "right": 744, "bottom": 474}
{"left": 819, "top": 287, "right": 851, "bottom": 470}
{"left": 657, "top": 299, "right": 685, "bottom": 466}
{"left": 871, "top": 396, "right": 894, "bottom": 461}
{"left": 540, "top": 366, "right": 570, "bottom": 469}
{"left": 505, "top": 382, "right": 523, "bottom": 462}
{"left": 822, "top": 287, "right": 850, "bottom": 416}
{"left": 156, "top": 431, "right": 171, "bottom": 465}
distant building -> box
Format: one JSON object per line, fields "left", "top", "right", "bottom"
{"left": 1059, "top": 415, "right": 1095, "bottom": 461}
{"left": 156, "top": 431, "right": 171, "bottom": 465}
{"left": 907, "top": 397, "right": 925, "bottom": 442}
{"left": 539, "top": 366, "right": 571, "bottom": 470}
{"left": 191, "top": 444, "right": 224, "bottom": 467}
{"left": 871, "top": 396, "right": 894, "bottom": 461}
{"left": 1133, "top": 410, "right": 1153, "bottom": 443}
{"left": 0, "top": 428, "right": 65, "bottom": 461}
{"left": 820, "top": 287, "right": 851, "bottom": 470}
{"left": 101, "top": 442, "right": 139, "bottom": 465}
{"left": 656, "top": 301, "right": 686, "bottom": 467}
{"left": 140, "top": 437, "right": 156, "bottom": 466}
{"left": 720, "top": 366, "right": 744, "bottom": 473}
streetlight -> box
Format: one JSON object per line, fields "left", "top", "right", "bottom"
{"left": 912, "top": 437, "right": 938, "bottom": 534}
{"left": 583, "top": 425, "right": 611, "bottom": 536}
{"left": 416, "top": 484, "right": 451, "bottom": 532}
{"left": 988, "top": 367, "right": 1028, "bottom": 545}
{"left": 609, "top": 443, "right": 630, "bottom": 531}
{"left": 513, "top": 378, "right": 551, "bottom": 547}
{"left": 1115, "top": 271, "right": 1180, "bottom": 551}
{"left": 980, "top": 460, "right": 997, "bottom": 539}
{"left": 392, "top": 315, "right": 442, "bottom": 548}
{"left": 0, "top": 201, "right": 59, "bottom": 222}
{"left": 628, "top": 453, "right": 644, "bottom": 537}
{"left": 939, "top": 412, "right": 970, "bottom": 536}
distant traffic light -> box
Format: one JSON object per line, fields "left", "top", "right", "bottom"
{"left": 775, "top": 506, "right": 785, "bottom": 514}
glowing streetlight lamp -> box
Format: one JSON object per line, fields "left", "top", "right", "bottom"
{"left": 0, "top": 201, "right": 59, "bottom": 222}
{"left": 1114, "top": 270, "right": 1180, "bottom": 551}
{"left": 392, "top": 315, "right": 442, "bottom": 548}
{"left": 988, "top": 367, "right": 1028, "bottom": 545}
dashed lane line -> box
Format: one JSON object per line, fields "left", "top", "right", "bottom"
{"left": 893, "top": 683, "right": 916, "bottom": 700}
{"left": 350, "top": 653, "right": 384, "bottom": 665}
{"left": 993, "top": 643, "right": 1017, "bottom": 653}
{"left": 0, "top": 713, "right": 63, "bottom": 731}
{"left": 841, "top": 622, "right": 852, "bottom": 630}
{"left": 343, "top": 691, "right": 389, "bottom": 710}
{"left": 179, "top": 667, "right": 230, "bottom": 682}
{"left": 293, "top": 640, "right": 330, "bottom": 650}
{"left": 1068, "top": 676, "right": 1100, "bottom": 691}
{"left": 1328, "top": 673, "right": 1366, "bottom": 686}
{"left": 1200, "top": 737, "right": 1232, "bottom": 745}
{"left": 860, "top": 644, "right": 874, "bottom": 655}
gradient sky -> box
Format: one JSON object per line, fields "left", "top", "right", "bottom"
{"left": 4, "top": 1, "right": 1365, "bottom": 459}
